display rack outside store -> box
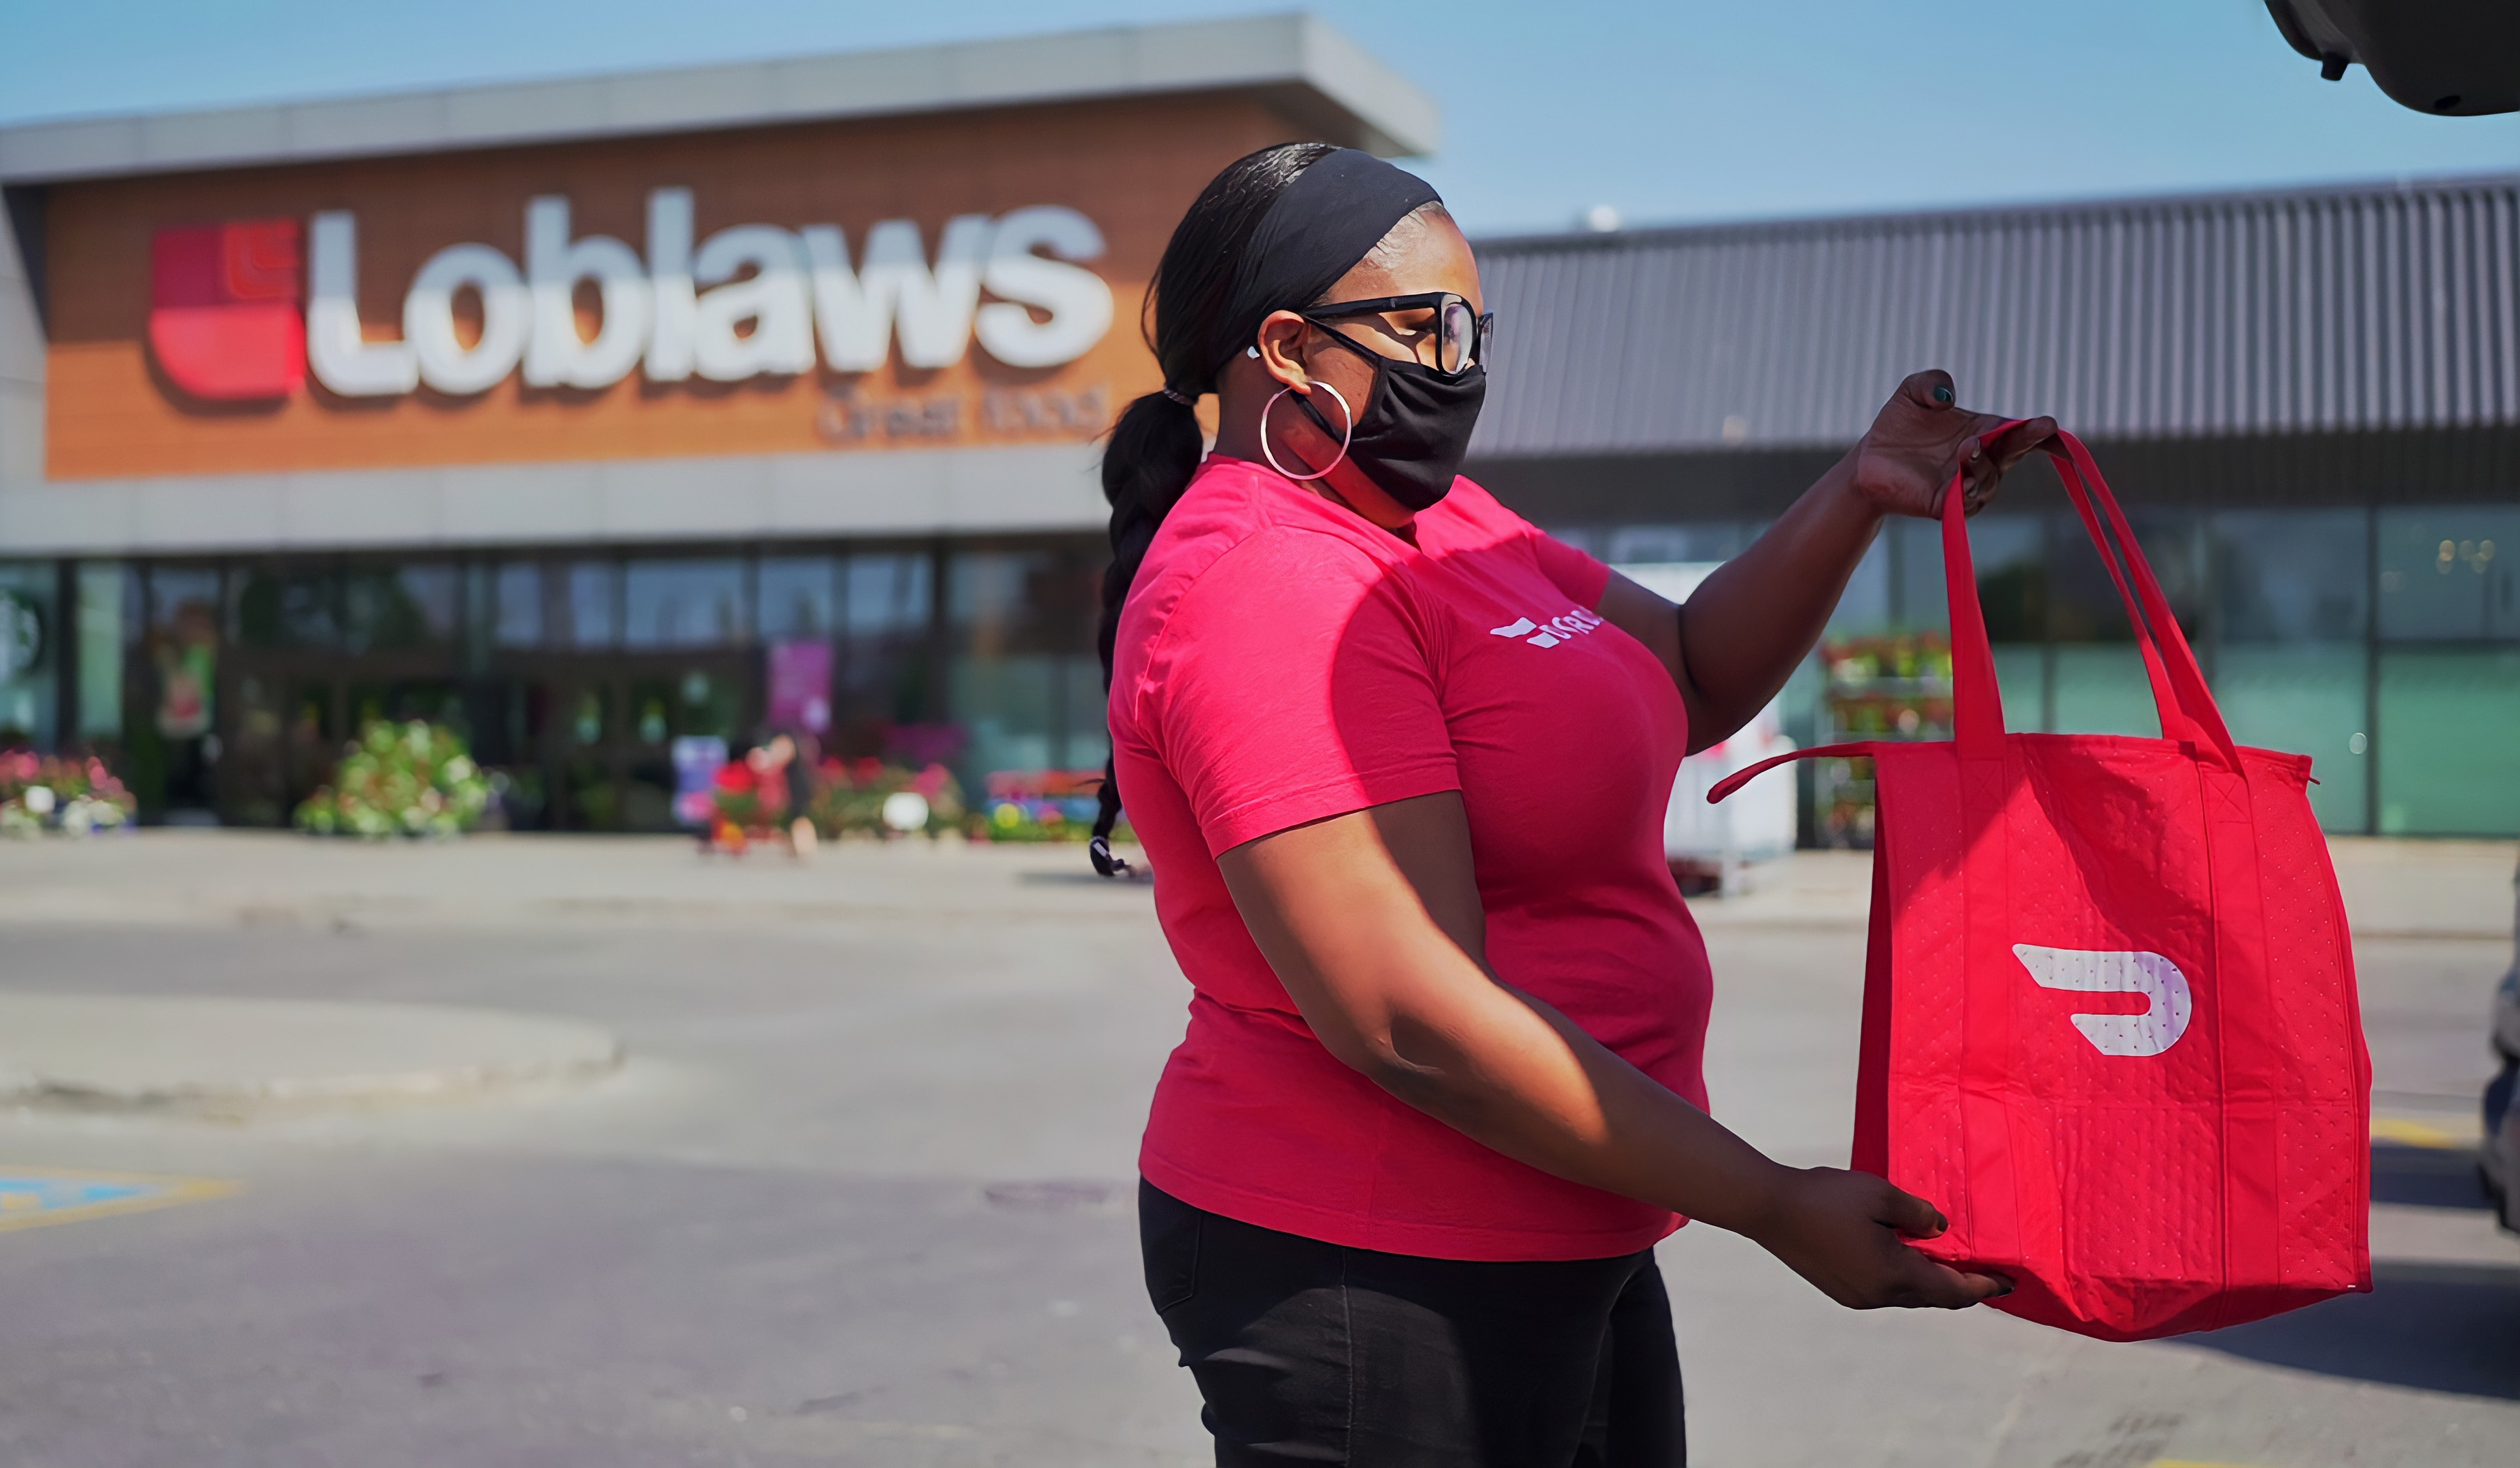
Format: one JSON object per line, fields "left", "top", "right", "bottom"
{"left": 1814, "top": 633, "right": 1954, "bottom": 849}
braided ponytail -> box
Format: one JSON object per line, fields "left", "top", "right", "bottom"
{"left": 1090, "top": 141, "right": 1339, "bottom": 877}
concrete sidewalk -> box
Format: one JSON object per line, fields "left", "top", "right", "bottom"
{"left": 0, "top": 829, "right": 1154, "bottom": 933}
{"left": 0, "top": 831, "right": 2500, "bottom": 1117}
{"left": 2, "top": 828, "right": 2508, "bottom": 937}
{"left": 0, "top": 992, "right": 622, "bottom": 1117}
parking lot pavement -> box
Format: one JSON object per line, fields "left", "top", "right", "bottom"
{"left": 0, "top": 833, "right": 2512, "bottom": 1466}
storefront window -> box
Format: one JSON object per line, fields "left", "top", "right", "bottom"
{"left": 2048, "top": 510, "right": 2203, "bottom": 642}
{"left": 2217, "top": 643, "right": 2369, "bottom": 831}
{"left": 2377, "top": 648, "right": 2520, "bottom": 837}
{"left": 1600, "top": 521, "right": 1760, "bottom": 565}
{"left": 1065, "top": 659, "right": 1111, "bottom": 771}
{"left": 2050, "top": 647, "right": 2158, "bottom": 738}
{"left": 560, "top": 561, "right": 619, "bottom": 649}
{"left": 757, "top": 556, "right": 838, "bottom": 640}
{"left": 2048, "top": 512, "right": 2201, "bottom": 739}
{"left": 951, "top": 548, "right": 1054, "bottom": 778}
{"left": 75, "top": 563, "right": 125, "bottom": 741}
{"left": 1829, "top": 535, "right": 1894, "bottom": 633}
{"left": 2370, "top": 508, "right": 2519, "bottom": 837}
{"left": 2378, "top": 508, "right": 2517, "bottom": 641}
{"left": 839, "top": 549, "right": 934, "bottom": 737}
{"left": 1879, "top": 515, "right": 2048, "bottom": 732}
{"left": 343, "top": 562, "right": 458, "bottom": 652}
{"left": 1884, "top": 518, "right": 1948, "bottom": 633}
{"left": 492, "top": 562, "right": 542, "bottom": 648}
{"left": 2216, "top": 510, "right": 2370, "bottom": 643}
{"left": 1970, "top": 517, "right": 2050, "bottom": 733}
{"left": 142, "top": 566, "right": 223, "bottom": 814}
{"left": 624, "top": 558, "right": 744, "bottom": 648}
{"left": 0, "top": 562, "right": 58, "bottom": 748}
{"left": 230, "top": 563, "right": 341, "bottom": 649}
{"left": 2211, "top": 511, "right": 2370, "bottom": 833}
{"left": 946, "top": 542, "right": 1100, "bottom": 784}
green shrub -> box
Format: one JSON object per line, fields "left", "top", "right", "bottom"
{"left": 294, "top": 720, "right": 491, "bottom": 839}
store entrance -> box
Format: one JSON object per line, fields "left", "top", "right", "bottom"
{"left": 217, "top": 658, "right": 471, "bottom": 828}
{"left": 215, "top": 652, "right": 757, "bottom": 833}
{"left": 472, "top": 653, "right": 755, "bottom": 831}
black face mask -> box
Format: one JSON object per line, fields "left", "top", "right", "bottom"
{"left": 1294, "top": 336, "right": 1486, "bottom": 512}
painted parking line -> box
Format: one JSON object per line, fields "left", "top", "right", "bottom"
{"left": 2371, "top": 1116, "right": 2474, "bottom": 1149}
{"left": 0, "top": 1167, "right": 238, "bottom": 1234}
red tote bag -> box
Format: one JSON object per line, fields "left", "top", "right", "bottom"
{"left": 1714, "top": 429, "right": 2371, "bottom": 1341}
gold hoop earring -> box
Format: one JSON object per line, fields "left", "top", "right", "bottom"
{"left": 1259, "top": 383, "right": 1353, "bottom": 483}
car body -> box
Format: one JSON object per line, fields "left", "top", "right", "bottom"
{"left": 2481, "top": 854, "right": 2520, "bottom": 1232}
{"left": 2265, "top": 0, "right": 2520, "bottom": 116}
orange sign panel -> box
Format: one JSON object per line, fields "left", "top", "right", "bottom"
{"left": 46, "top": 95, "right": 1293, "bottom": 480}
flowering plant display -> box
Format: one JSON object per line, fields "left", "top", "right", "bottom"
{"left": 968, "top": 769, "right": 1127, "bottom": 845}
{"left": 710, "top": 757, "right": 777, "bottom": 832}
{"left": 0, "top": 750, "right": 137, "bottom": 837}
{"left": 1822, "top": 631, "right": 1954, "bottom": 686}
{"left": 294, "top": 720, "right": 491, "bottom": 839}
{"left": 806, "top": 758, "right": 965, "bottom": 839}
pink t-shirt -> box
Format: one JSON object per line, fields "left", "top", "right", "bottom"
{"left": 1111, "top": 455, "right": 1716, "bottom": 1262}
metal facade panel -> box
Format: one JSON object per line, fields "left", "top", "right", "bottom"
{"left": 1468, "top": 176, "right": 2520, "bottom": 457}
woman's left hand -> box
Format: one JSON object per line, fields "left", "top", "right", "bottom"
{"left": 1846, "top": 370, "right": 2056, "bottom": 520}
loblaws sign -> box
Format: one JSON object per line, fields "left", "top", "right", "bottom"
{"left": 148, "top": 191, "right": 1114, "bottom": 402}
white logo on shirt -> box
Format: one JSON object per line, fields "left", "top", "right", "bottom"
{"left": 1489, "top": 608, "right": 1604, "bottom": 650}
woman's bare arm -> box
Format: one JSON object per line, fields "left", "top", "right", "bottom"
{"left": 1217, "top": 790, "right": 2006, "bottom": 1310}
{"left": 1589, "top": 372, "right": 2054, "bottom": 752}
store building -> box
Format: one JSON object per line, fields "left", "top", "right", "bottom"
{"left": 1467, "top": 175, "right": 2520, "bottom": 839}
{"left": 0, "top": 16, "right": 1436, "bottom": 827}
{"left": 1, "top": 19, "right": 2512, "bottom": 839}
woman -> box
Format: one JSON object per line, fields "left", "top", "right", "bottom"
{"left": 1094, "top": 143, "right": 2053, "bottom": 1466}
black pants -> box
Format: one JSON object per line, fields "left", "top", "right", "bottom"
{"left": 1140, "top": 1181, "right": 1686, "bottom": 1467}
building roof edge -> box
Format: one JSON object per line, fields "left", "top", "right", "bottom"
{"left": 1471, "top": 170, "right": 2520, "bottom": 254}
{"left": 0, "top": 12, "right": 1439, "bottom": 185}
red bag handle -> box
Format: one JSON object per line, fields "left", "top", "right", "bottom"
{"left": 1944, "top": 425, "right": 2239, "bottom": 769}
{"left": 1706, "top": 741, "right": 1875, "bottom": 805}
{"left": 1712, "top": 427, "right": 2242, "bottom": 807}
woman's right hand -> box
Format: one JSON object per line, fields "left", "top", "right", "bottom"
{"left": 1742, "top": 1166, "right": 2012, "bottom": 1310}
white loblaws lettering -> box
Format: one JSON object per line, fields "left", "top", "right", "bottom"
{"left": 691, "top": 224, "right": 815, "bottom": 381}
{"left": 2013, "top": 944, "right": 2194, "bottom": 1057}
{"left": 306, "top": 212, "right": 417, "bottom": 396}
{"left": 403, "top": 243, "right": 530, "bottom": 395}
{"left": 644, "top": 188, "right": 698, "bottom": 381}
{"left": 305, "top": 194, "right": 1116, "bottom": 396}
{"left": 797, "top": 225, "right": 874, "bottom": 370}
{"left": 523, "top": 196, "right": 652, "bottom": 389}
{"left": 974, "top": 206, "right": 1114, "bottom": 368}
{"left": 806, "top": 216, "right": 993, "bottom": 371}
{"left": 1489, "top": 618, "right": 1539, "bottom": 638}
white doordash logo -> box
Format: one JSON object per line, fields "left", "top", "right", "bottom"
{"left": 1490, "top": 608, "right": 1604, "bottom": 649}
{"left": 2014, "top": 943, "right": 2194, "bottom": 1057}
{"left": 305, "top": 190, "right": 1113, "bottom": 398}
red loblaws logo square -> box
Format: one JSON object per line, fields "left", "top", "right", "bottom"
{"left": 149, "top": 219, "right": 305, "bottom": 400}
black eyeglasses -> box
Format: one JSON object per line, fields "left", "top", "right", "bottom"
{"left": 1300, "top": 292, "right": 1491, "bottom": 377}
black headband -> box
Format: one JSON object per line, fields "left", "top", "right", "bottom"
{"left": 1188, "top": 147, "right": 1441, "bottom": 393}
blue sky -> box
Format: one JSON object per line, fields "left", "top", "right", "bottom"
{"left": 1, "top": 1, "right": 2511, "bottom": 235}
